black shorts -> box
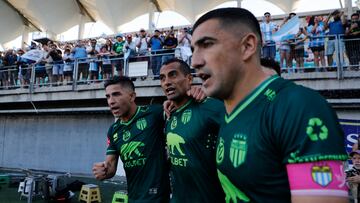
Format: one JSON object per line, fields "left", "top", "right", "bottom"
{"left": 102, "top": 64, "right": 112, "bottom": 74}
{"left": 63, "top": 71, "right": 73, "bottom": 77}
{"left": 294, "top": 48, "right": 304, "bottom": 58}
{"left": 310, "top": 46, "right": 324, "bottom": 53}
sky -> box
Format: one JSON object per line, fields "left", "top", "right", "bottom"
{"left": 1, "top": 0, "right": 358, "bottom": 50}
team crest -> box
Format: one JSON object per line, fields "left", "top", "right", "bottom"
{"left": 113, "top": 133, "right": 118, "bottom": 141}
{"left": 171, "top": 117, "right": 178, "bottom": 130}
{"left": 229, "top": 134, "right": 247, "bottom": 168}
{"left": 136, "top": 118, "right": 147, "bottom": 130}
{"left": 311, "top": 165, "right": 333, "bottom": 187}
{"left": 123, "top": 130, "right": 131, "bottom": 141}
{"left": 181, "top": 109, "right": 192, "bottom": 124}
{"left": 216, "top": 137, "right": 225, "bottom": 164}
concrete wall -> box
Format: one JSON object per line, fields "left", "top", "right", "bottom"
{"left": 0, "top": 113, "right": 114, "bottom": 175}
{"left": 0, "top": 109, "right": 359, "bottom": 176}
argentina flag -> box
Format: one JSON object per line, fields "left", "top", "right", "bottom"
{"left": 272, "top": 16, "right": 300, "bottom": 42}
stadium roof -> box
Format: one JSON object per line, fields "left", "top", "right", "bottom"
{"left": 0, "top": 0, "right": 357, "bottom": 46}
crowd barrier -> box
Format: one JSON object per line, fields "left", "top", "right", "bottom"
{"left": 261, "top": 35, "right": 360, "bottom": 77}
{"left": 0, "top": 48, "right": 182, "bottom": 91}
{"left": 0, "top": 36, "right": 359, "bottom": 92}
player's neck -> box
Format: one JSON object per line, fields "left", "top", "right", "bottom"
{"left": 224, "top": 66, "right": 269, "bottom": 114}
{"left": 120, "top": 104, "right": 138, "bottom": 122}
{"left": 172, "top": 96, "right": 191, "bottom": 109}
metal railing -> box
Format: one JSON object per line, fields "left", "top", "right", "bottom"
{"left": 0, "top": 48, "right": 182, "bottom": 92}
{"left": 261, "top": 35, "right": 360, "bottom": 78}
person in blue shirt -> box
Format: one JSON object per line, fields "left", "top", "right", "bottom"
{"left": 324, "top": 10, "right": 347, "bottom": 67}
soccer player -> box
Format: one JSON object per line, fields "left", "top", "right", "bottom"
{"left": 92, "top": 76, "right": 170, "bottom": 202}
{"left": 191, "top": 8, "right": 348, "bottom": 203}
{"left": 159, "top": 58, "right": 225, "bottom": 202}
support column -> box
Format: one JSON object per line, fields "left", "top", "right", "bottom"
{"left": 148, "top": 2, "right": 156, "bottom": 33}
{"left": 237, "top": 0, "right": 242, "bottom": 8}
{"left": 21, "top": 26, "right": 30, "bottom": 50}
{"left": 78, "top": 14, "right": 86, "bottom": 40}
{"left": 344, "top": 0, "right": 353, "bottom": 19}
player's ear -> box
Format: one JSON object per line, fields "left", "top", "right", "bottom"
{"left": 130, "top": 91, "right": 136, "bottom": 102}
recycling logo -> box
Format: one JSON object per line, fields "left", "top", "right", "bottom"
{"left": 306, "top": 118, "right": 328, "bottom": 141}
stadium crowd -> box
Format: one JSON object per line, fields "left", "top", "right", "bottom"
{"left": 0, "top": 9, "right": 359, "bottom": 89}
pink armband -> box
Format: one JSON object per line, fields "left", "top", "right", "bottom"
{"left": 286, "top": 161, "right": 347, "bottom": 197}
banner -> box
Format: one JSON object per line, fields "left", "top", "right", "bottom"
{"left": 21, "top": 49, "right": 46, "bottom": 62}
{"left": 272, "top": 16, "right": 300, "bottom": 42}
{"left": 340, "top": 119, "right": 360, "bottom": 153}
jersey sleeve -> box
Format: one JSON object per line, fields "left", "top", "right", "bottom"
{"left": 106, "top": 122, "right": 119, "bottom": 155}
{"left": 270, "top": 85, "right": 348, "bottom": 164}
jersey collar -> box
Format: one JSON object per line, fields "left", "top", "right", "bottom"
{"left": 225, "top": 75, "right": 279, "bottom": 124}
{"left": 119, "top": 106, "right": 140, "bottom": 126}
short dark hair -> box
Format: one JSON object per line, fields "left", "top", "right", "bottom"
{"left": 351, "top": 13, "right": 360, "bottom": 18}
{"left": 162, "top": 58, "right": 191, "bottom": 76}
{"left": 260, "top": 57, "right": 281, "bottom": 76}
{"left": 104, "top": 76, "right": 135, "bottom": 91}
{"left": 264, "top": 12, "right": 271, "bottom": 16}
{"left": 192, "top": 8, "right": 262, "bottom": 53}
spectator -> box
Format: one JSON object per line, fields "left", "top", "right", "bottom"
{"left": 260, "top": 12, "right": 278, "bottom": 60}
{"left": 136, "top": 29, "right": 149, "bottom": 56}
{"left": 2, "top": 49, "right": 18, "bottom": 87}
{"left": 344, "top": 13, "right": 360, "bottom": 70}
{"left": 177, "top": 27, "right": 192, "bottom": 65}
{"left": 63, "top": 48, "right": 74, "bottom": 84}
{"left": 99, "top": 46, "right": 112, "bottom": 80}
{"left": 294, "top": 27, "right": 308, "bottom": 72}
{"left": 161, "top": 30, "right": 178, "bottom": 65}
{"left": 72, "top": 41, "right": 88, "bottom": 82}
{"left": 279, "top": 13, "right": 297, "bottom": 72}
{"left": 135, "top": 29, "right": 150, "bottom": 79}
{"left": 346, "top": 150, "right": 360, "bottom": 202}
{"left": 112, "top": 34, "right": 125, "bottom": 76}
{"left": 47, "top": 44, "right": 63, "bottom": 85}
{"left": 88, "top": 39, "right": 100, "bottom": 82}
{"left": 17, "top": 49, "right": 34, "bottom": 88}
{"left": 324, "top": 10, "right": 347, "bottom": 67}
{"left": 148, "top": 29, "right": 164, "bottom": 78}
{"left": 307, "top": 15, "right": 326, "bottom": 70}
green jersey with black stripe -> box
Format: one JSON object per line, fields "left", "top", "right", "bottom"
{"left": 215, "top": 76, "right": 347, "bottom": 203}
{"left": 106, "top": 105, "right": 170, "bottom": 203}
{"left": 165, "top": 98, "right": 226, "bottom": 203}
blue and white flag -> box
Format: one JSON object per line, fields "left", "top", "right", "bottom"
{"left": 272, "top": 16, "right": 300, "bottom": 42}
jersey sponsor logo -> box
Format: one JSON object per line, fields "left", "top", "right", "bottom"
{"left": 120, "top": 141, "right": 144, "bottom": 160}
{"left": 264, "top": 88, "right": 276, "bottom": 101}
{"left": 122, "top": 130, "right": 131, "bottom": 142}
{"left": 311, "top": 165, "right": 333, "bottom": 187}
{"left": 306, "top": 118, "right": 329, "bottom": 141}
{"left": 181, "top": 109, "right": 192, "bottom": 124}
{"left": 171, "top": 116, "right": 178, "bottom": 130}
{"left": 216, "top": 137, "right": 225, "bottom": 164}
{"left": 218, "top": 170, "right": 250, "bottom": 202}
{"left": 136, "top": 118, "right": 147, "bottom": 130}
{"left": 167, "top": 132, "right": 188, "bottom": 167}
{"left": 120, "top": 141, "right": 146, "bottom": 168}
{"left": 113, "top": 133, "right": 119, "bottom": 141}
{"left": 230, "top": 134, "right": 247, "bottom": 168}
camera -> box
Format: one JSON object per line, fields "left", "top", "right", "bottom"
{"left": 346, "top": 168, "right": 360, "bottom": 177}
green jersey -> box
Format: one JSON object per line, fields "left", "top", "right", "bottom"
{"left": 165, "top": 98, "right": 225, "bottom": 203}
{"left": 113, "top": 41, "right": 125, "bottom": 54}
{"left": 216, "top": 76, "right": 347, "bottom": 203}
{"left": 106, "top": 105, "right": 170, "bottom": 203}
